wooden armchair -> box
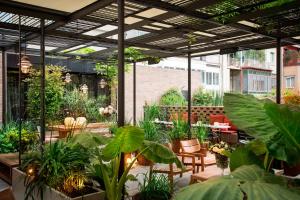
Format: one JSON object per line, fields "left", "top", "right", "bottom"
{"left": 149, "top": 143, "right": 194, "bottom": 186}
{"left": 180, "top": 139, "right": 216, "bottom": 172}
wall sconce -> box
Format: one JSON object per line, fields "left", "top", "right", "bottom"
{"left": 80, "top": 84, "right": 88, "bottom": 94}
{"left": 18, "top": 55, "right": 32, "bottom": 74}
{"left": 65, "top": 73, "right": 72, "bottom": 83}
{"left": 99, "top": 78, "right": 107, "bottom": 89}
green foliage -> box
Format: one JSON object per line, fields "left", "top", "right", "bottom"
{"left": 224, "top": 93, "right": 300, "bottom": 165}
{"left": 144, "top": 104, "right": 161, "bottom": 121}
{"left": 63, "top": 87, "right": 108, "bottom": 122}
{"left": 26, "top": 65, "right": 65, "bottom": 122}
{"left": 159, "top": 88, "right": 187, "bottom": 106}
{"left": 92, "top": 126, "right": 181, "bottom": 200}
{"left": 21, "top": 138, "right": 92, "bottom": 199}
{"left": 175, "top": 165, "right": 300, "bottom": 200}
{"left": 139, "top": 120, "right": 161, "bottom": 142}
{"left": 192, "top": 88, "right": 223, "bottom": 106}
{"left": 169, "top": 119, "right": 189, "bottom": 140}
{"left": 71, "top": 47, "right": 96, "bottom": 55}
{"left": 192, "top": 124, "right": 208, "bottom": 143}
{"left": 139, "top": 173, "right": 171, "bottom": 200}
{"left": 0, "top": 122, "right": 38, "bottom": 153}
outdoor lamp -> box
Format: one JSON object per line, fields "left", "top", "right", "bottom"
{"left": 80, "top": 84, "right": 88, "bottom": 94}
{"left": 99, "top": 78, "right": 107, "bottom": 88}
{"left": 65, "top": 73, "right": 72, "bottom": 83}
{"left": 18, "top": 55, "right": 32, "bottom": 74}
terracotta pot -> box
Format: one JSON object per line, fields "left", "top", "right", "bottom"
{"left": 283, "top": 162, "right": 300, "bottom": 176}
{"left": 200, "top": 141, "right": 209, "bottom": 157}
{"left": 137, "top": 154, "right": 152, "bottom": 166}
{"left": 171, "top": 139, "right": 181, "bottom": 153}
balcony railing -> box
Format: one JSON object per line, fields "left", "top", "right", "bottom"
{"left": 229, "top": 58, "right": 273, "bottom": 69}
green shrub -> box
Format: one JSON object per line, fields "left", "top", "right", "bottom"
{"left": 192, "top": 88, "right": 223, "bottom": 106}
{"left": 169, "top": 119, "right": 189, "bottom": 140}
{"left": 26, "top": 65, "right": 65, "bottom": 122}
{"left": 159, "top": 88, "right": 187, "bottom": 106}
{"left": 0, "top": 122, "right": 38, "bottom": 153}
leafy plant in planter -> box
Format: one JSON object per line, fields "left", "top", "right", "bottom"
{"left": 20, "top": 133, "right": 106, "bottom": 200}
{"left": 175, "top": 165, "right": 300, "bottom": 200}
{"left": 159, "top": 88, "right": 187, "bottom": 106}
{"left": 26, "top": 65, "right": 65, "bottom": 123}
{"left": 90, "top": 126, "right": 182, "bottom": 200}
{"left": 169, "top": 119, "right": 189, "bottom": 153}
{"left": 224, "top": 93, "right": 300, "bottom": 175}
{"left": 137, "top": 173, "right": 171, "bottom": 200}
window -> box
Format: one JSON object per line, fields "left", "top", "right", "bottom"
{"left": 206, "top": 72, "right": 219, "bottom": 85}
{"left": 270, "top": 52, "right": 275, "bottom": 63}
{"left": 286, "top": 76, "right": 295, "bottom": 88}
{"left": 200, "top": 70, "right": 205, "bottom": 84}
{"left": 206, "top": 72, "right": 212, "bottom": 85}
{"left": 248, "top": 74, "right": 270, "bottom": 92}
{"left": 213, "top": 73, "right": 219, "bottom": 85}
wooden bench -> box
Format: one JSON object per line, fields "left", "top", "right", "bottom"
{"left": 0, "top": 153, "right": 19, "bottom": 184}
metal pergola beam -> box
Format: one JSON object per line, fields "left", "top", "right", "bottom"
{"left": 128, "top": 0, "right": 298, "bottom": 46}
{"left": 0, "top": 0, "right": 67, "bottom": 21}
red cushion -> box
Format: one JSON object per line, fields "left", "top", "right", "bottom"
{"left": 210, "top": 114, "right": 225, "bottom": 125}
{"left": 224, "top": 116, "right": 238, "bottom": 131}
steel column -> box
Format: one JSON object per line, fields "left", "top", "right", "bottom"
{"left": 40, "top": 19, "right": 46, "bottom": 144}
{"left": 117, "top": 0, "right": 125, "bottom": 195}
{"left": 133, "top": 61, "right": 136, "bottom": 125}
{"left": 187, "top": 47, "right": 192, "bottom": 139}
{"left": 18, "top": 15, "right": 22, "bottom": 165}
{"left": 276, "top": 38, "right": 281, "bottom": 104}
{"left": 2, "top": 48, "right": 6, "bottom": 126}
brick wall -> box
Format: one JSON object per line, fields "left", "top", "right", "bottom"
{"left": 125, "top": 64, "right": 202, "bottom": 122}
{"left": 157, "top": 106, "right": 224, "bottom": 123}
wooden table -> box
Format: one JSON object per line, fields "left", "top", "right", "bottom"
{"left": 190, "top": 167, "right": 230, "bottom": 184}
{"left": 0, "top": 153, "right": 19, "bottom": 184}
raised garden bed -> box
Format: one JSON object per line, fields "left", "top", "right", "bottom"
{"left": 12, "top": 168, "right": 105, "bottom": 200}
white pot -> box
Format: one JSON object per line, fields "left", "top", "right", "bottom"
{"left": 12, "top": 168, "right": 105, "bottom": 200}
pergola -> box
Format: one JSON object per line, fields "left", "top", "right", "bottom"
{"left": 0, "top": 0, "right": 300, "bottom": 153}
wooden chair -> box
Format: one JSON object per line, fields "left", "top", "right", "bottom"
{"left": 149, "top": 143, "right": 194, "bottom": 187}
{"left": 180, "top": 139, "right": 216, "bottom": 172}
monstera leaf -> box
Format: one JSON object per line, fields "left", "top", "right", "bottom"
{"left": 223, "top": 93, "right": 278, "bottom": 142}
{"left": 102, "top": 126, "right": 144, "bottom": 160}
{"left": 175, "top": 165, "right": 300, "bottom": 200}
{"left": 264, "top": 103, "right": 300, "bottom": 165}
{"left": 141, "top": 140, "right": 183, "bottom": 168}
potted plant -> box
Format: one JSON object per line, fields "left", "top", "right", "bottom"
{"left": 210, "top": 141, "right": 232, "bottom": 175}
{"left": 169, "top": 119, "right": 189, "bottom": 153}
{"left": 192, "top": 123, "right": 209, "bottom": 156}
{"left": 88, "top": 126, "right": 182, "bottom": 200}
{"left": 133, "top": 173, "right": 171, "bottom": 200}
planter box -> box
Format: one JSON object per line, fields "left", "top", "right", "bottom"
{"left": 12, "top": 168, "right": 105, "bottom": 200}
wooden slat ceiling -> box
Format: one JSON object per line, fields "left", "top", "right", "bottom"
{"left": 0, "top": 0, "right": 299, "bottom": 60}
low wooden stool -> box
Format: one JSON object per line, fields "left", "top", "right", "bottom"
{"left": 190, "top": 170, "right": 221, "bottom": 184}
